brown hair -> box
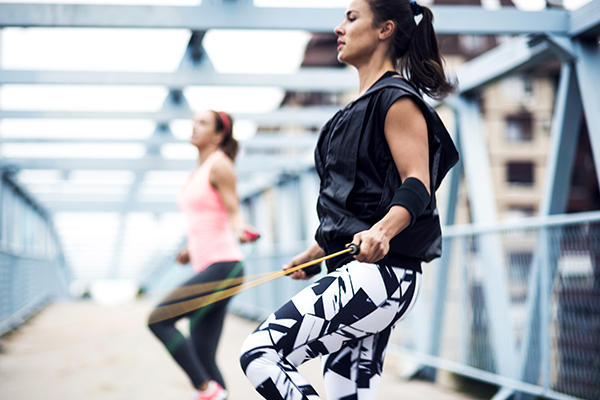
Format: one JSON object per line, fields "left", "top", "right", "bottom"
{"left": 211, "top": 110, "right": 239, "bottom": 161}
{"left": 367, "top": 0, "right": 455, "bottom": 99}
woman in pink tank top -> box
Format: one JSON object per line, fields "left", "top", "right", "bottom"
{"left": 149, "top": 110, "right": 258, "bottom": 400}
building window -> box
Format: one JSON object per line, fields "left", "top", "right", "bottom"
{"left": 507, "top": 162, "right": 534, "bottom": 186}
{"left": 501, "top": 75, "right": 534, "bottom": 105}
{"left": 505, "top": 206, "right": 536, "bottom": 219}
{"left": 505, "top": 113, "right": 533, "bottom": 142}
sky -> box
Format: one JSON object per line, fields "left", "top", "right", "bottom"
{"left": 0, "top": 0, "right": 594, "bottom": 291}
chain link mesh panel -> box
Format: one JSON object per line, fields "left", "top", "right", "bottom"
{"left": 392, "top": 215, "right": 600, "bottom": 400}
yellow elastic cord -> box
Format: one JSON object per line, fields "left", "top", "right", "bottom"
{"left": 148, "top": 246, "right": 356, "bottom": 324}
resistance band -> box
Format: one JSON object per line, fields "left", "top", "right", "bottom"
{"left": 148, "top": 244, "right": 360, "bottom": 324}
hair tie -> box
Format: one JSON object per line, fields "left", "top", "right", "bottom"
{"left": 217, "top": 111, "right": 231, "bottom": 137}
{"left": 410, "top": 0, "right": 422, "bottom": 16}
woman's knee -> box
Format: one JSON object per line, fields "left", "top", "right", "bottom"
{"left": 239, "top": 332, "right": 260, "bottom": 373}
{"left": 147, "top": 307, "right": 159, "bottom": 326}
{"left": 147, "top": 310, "right": 171, "bottom": 338}
{"left": 239, "top": 328, "right": 279, "bottom": 375}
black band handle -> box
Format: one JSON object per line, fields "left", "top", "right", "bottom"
{"left": 348, "top": 244, "right": 360, "bottom": 255}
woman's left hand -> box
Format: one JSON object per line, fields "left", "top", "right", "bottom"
{"left": 237, "top": 225, "right": 260, "bottom": 243}
{"left": 350, "top": 227, "right": 390, "bottom": 264}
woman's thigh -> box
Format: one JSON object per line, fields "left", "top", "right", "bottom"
{"left": 244, "top": 261, "right": 419, "bottom": 367}
{"left": 150, "top": 261, "right": 243, "bottom": 324}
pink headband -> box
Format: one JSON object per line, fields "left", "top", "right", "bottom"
{"left": 217, "top": 112, "right": 231, "bottom": 137}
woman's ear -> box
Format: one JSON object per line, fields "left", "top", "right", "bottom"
{"left": 379, "top": 20, "right": 395, "bottom": 41}
{"left": 213, "top": 132, "right": 224, "bottom": 145}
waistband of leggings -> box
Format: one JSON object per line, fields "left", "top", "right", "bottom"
{"left": 323, "top": 239, "right": 422, "bottom": 273}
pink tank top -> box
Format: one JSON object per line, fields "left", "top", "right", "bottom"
{"left": 177, "top": 151, "right": 244, "bottom": 272}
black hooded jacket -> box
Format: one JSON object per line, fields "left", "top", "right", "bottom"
{"left": 314, "top": 72, "right": 459, "bottom": 273}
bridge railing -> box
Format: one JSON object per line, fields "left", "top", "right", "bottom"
{"left": 0, "top": 172, "right": 70, "bottom": 336}
{"left": 145, "top": 210, "right": 600, "bottom": 400}
{"left": 392, "top": 211, "right": 600, "bottom": 400}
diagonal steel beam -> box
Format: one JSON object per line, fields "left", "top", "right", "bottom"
{"left": 569, "top": 0, "right": 600, "bottom": 38}
{"left": 539, "top": 63, "right": 582, "bottom": 216}
{"left": 573, "top": 38, "right": 600, "bottom": 190}
{"left": 456, "top": 36, "right": 555, "bottom": 95}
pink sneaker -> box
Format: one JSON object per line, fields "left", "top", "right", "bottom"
{"left": 193, "top": 381, "right": 227, "bottom": 400}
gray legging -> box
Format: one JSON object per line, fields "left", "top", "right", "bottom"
{"left": 148, "top": 261, "right": 243, "bottom": 389}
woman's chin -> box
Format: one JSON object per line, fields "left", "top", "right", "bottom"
{"left": 336, "top": 52, "right": 353, "bottom": 67}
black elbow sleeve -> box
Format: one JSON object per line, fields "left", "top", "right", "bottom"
{"left": 388, "top": 177, "right": 430, "bottom": 228}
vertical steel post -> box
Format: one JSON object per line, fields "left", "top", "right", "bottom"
{"left": 455, "top": 95, "right": 518, "bottom": 377}
{"left": 519, "top": 62, "right": 582, "bottom": 389}
{"left": 421, "top": 129, "right": 463, "bottom": 380}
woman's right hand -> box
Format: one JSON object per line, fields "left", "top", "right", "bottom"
{"left": 175, "top": 247, "right": 190, "bottom": 265}
{"left": 283, "top": 243, "right": 325, "bottom": 280}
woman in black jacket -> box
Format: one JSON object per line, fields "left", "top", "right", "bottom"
{"left": 241, "top": 1, "right": 458, "bottom": 399}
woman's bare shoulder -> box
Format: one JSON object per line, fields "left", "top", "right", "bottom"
{"left": 209, "top": 155, "right": 236, "bottom": 185}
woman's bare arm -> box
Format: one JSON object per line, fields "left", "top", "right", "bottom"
{"left": 351, "top": 97, "right": 430, "bottom": 263}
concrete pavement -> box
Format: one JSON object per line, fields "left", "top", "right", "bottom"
{"left": 0, "top": 300, "right": 481, "bottom": 400}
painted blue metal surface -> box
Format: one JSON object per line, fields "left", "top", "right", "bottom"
{"left": 0, "top": 69, "right": 359, "bottom": 91}
{"left": 454, "top": 96, "right": 497, "bottom": 223}
{"left": 574, "top": 38, "right": 600, "bottom": 190}
{"left": 0, "top": 4, "right": 570, "bottom": 34}
{"left": 457, "top": 37, "right": 554, "bottom": 94}
{"left": 540, "top": 64, "right": 582, "bottom": 216}
{"left": 568, "top": 0, "right": 600, "bottom": 38}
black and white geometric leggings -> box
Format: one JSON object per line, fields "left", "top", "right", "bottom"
{"left": 240, "top": 260, "right": 421, "bottom": 400}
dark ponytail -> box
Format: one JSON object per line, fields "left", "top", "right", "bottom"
{"left": 368, "top": 0, "right": 455, "bottom": 99}
{"left": 212, "top": 110, "right": 239, "bottom": 162}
